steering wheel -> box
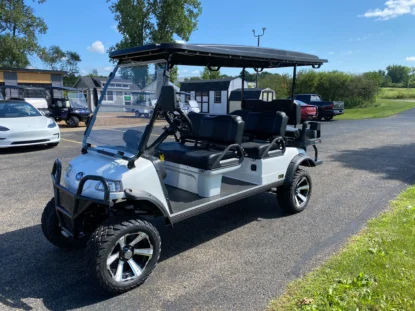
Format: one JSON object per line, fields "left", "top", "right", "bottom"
{"left": 165, "top": 109, "right": 193, "bottom": 135}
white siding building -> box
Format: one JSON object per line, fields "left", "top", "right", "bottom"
{"left": 180, "top": 78, "right": 248, "bottom": 115}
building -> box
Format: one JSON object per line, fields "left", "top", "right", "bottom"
{"left": 228, "top": 88, "right": 275, "bottom": 112}
{"left": 74, "top": 76, "right": 142, "bottom": 111}
{"left": 74, "top": 75, "right": 180, "bottom": 111}
{"left": 180, "top": 78, "right": 248, "bottom": 114}
{"left": 0, "top": 67, "right": 65, "bottom": 88}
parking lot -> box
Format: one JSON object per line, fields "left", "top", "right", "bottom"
{"left": 1, "top": 109, "right": 415, "bottom": 311}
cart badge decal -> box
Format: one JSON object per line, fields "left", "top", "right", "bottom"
{"left": 76, "top": 172, "right": 84, "bottom": 181}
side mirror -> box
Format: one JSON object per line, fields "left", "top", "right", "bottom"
{"left": 93, "top": 88, "right": 99, "bottom": 107}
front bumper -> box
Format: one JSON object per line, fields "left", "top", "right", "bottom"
{"left": 51, "top": 159, "right": 111, "bottom": 238}
{"left": 0, "top": 130, "right": 60, "bottom": 148}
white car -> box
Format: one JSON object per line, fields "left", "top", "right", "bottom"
{"left": 0, "top": 100, "right": 60, "bottom": 148}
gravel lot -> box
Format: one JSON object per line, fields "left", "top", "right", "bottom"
{"left": 1, "top": 110, "right": 415, "bottom": 311}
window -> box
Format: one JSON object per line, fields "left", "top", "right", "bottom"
{"left": 101, "top": 90, "right": 114, "bottom": 102}
{"left": 214, "top": 91, "right": 221, "bottom": 103}
{"left": 310, "top": 95, "right": 322, "bottom": 102}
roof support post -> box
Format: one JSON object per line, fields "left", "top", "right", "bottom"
{"left": 291, "top": 64, "right": 297, "bottom": 100}
{"left": 241, "top": 67, "right": 245, "bottom": 110}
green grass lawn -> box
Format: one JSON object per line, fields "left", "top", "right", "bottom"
{"left": 336, "top": 99, "right": 415, "bottom": 120}
{"left": 267, "top": 186, "right": 415, "bottom": 311}
{"left": 379, "top": 87, "right": 415, "bottom": 99}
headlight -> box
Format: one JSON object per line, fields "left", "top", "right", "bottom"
{"left": 0, "top": 126, "right": 10, "bottom": 131}
{"left": 143, "top": 109, "right": 149, "bottom": 113}
{"left": 48, "top": 119, "right": 57, "bottom": 128}
{"left": 65, "top": 164, "right": 72, "bottom": 178}
{"left": 95, "top": 180, "right": 123, "bottom": 192}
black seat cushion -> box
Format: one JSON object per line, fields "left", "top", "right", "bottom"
{"left": 242, "top": 141, "right": 283, "bottom": 159}
{"left": 285, "top": 126, "right": 300, "bottom": 139}
{"left": 158, "top": 142, "right": 239, "bottom": 170}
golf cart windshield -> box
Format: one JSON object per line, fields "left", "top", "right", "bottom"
{"left": 67, "top": 91, "right": 88, "bottom": 108}
{"left": 85, "top": 62, "right": 166, "bottom": 158}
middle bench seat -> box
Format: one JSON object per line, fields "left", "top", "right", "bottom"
{"left": 231, "top": 110, "right": 288, "bottom": 159}
{"left": 158, "top": 114, "right": 245, "bottom": 170}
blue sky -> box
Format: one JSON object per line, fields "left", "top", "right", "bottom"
{"left": 29, "top": 0, "right": 415, "bottom": 77}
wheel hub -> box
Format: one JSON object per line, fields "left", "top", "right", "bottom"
{"left": 121, "top": 246, "right": 133, "bottom": 260}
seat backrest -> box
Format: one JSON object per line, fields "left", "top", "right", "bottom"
{"left": 231, "top": 110, "right": 288, "bottom": 139}
{"left": 182, "top": 113, "right": 245, "bottom": 146}
{"left": 242, "top": 99, "right": 300, "bottom": 126}
{"left": 158, "top": 86, "right": 179, "bottom": 111}
{"left": 199, "top": 115, "right": 245, "bottom": 145}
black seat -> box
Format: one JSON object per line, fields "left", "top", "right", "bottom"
{"left": 158, "top": 114, "right": 245, "bottom": 170}
{"left": 231, "top": 110, "right": 288, "bottom": 159}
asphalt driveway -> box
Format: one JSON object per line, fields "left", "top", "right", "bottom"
{"left": 1, "top": 110, "right": 415, "bottom": 311}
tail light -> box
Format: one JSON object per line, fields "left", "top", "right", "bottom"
{"left": 324, "top": 104, "right": 334, "bottom": 111}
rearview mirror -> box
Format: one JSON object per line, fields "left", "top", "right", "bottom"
{"left": 93, "top": 88, "right": 98, "bottom": 107}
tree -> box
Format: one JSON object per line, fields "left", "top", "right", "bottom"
{"left": 239, "top": 69, "right": 256, "bottom": 82}
{"left": 39, "top": 45, "right": 82, "bottom": 87}
{"left": 201, "top": 67, "right": 221, "bottom": 80}
{"left": 363, "top": 71, "right": 384, "bottom": 87}
{"left": 0, "top": 0, "right": 48, "bottom": 67}
{"left": 88, "top": 69, "right": 99, "bottom": 77}
{"left": 108, "top": 0, "right": 201, "bottom": 86}
{"left": 386, "top": 65, "right": 410, "bottom": 84}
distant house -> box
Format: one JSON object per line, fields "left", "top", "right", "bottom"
{"left": 228, "top": 88, "right": 275, "bottom": 112}
{"left": 180, "top": 78, "right": 248, "bottom": 114}
{"left": 74, "top": 76, "right": 143, "bottom": 111}
{"left": 0, "top": 67, "right": 65, "bottom": 88}
{"left": 74, "top": 75, "right": 179, "bottom": 111}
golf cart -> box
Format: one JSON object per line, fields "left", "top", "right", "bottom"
{"left": 0, "top": 85, "right": 50, "bottom": 116}
{"left": 177, "top": 91, "right": 201, "bottom": 114}
{"left": 44, "top": 86, "right": 91, "bottom": 127}
{"left": 41, "top": 43, "right": 327, "bottom": 293}
{"left": 132, "top": 91, "right": 155, "bottom": 118}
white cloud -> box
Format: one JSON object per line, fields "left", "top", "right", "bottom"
{"left": 182, "top": 69, "right": 189, "bottom": 73}
{"left": 26, "top": 65, "right": 36, "bottom": 69}
{"left": 406, "top": 56, "right": 415, "bottom": 61}
{"left": 360, "top": 0, "right": 415, "bottom": 20}
{"left": 87, "top": 41, "right": 105, "bottom": 54}
{"left": 191, "top": 70, "right": 200, "bottom": 74}
{"left": 176, "top": 40, "right": 186, "bottom": 44}
{"left": 328, "top": 52, "right": 335, "bottom": 55}
{"left": 342, "top": 50, "right": 353, "bottom": 55}
{"left": 103, "top": 66, "right": 114, "bottom": 72}
{"left": 80, "top": 69, "right": 88, "bottom": 75}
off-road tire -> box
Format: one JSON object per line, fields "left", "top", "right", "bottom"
{"left": 86, "top": 217, "right": 161, "bottom": 294}
{"left": 66, "top": 115, "right": 80, "bottom": 127}
{"left": 41, "top": 198, "right": 85, "bottom": 249}
{"left": 277, "top": 169, "right": 312, "bottom": 214}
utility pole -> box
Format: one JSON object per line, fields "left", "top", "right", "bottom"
{"left": 252, "top": 27, "right": 266, "bottom": 88}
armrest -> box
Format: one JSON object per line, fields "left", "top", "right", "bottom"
{"left": 212, "top": 143, "right": 244, "bottom": 170}
{"left": 259, "top": 136, "right": 286, "bottom": 159}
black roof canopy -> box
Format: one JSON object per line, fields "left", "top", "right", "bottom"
{"left": 110, "top": 43, "right": 328, "bottom": 69}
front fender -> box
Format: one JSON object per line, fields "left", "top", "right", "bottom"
{"left": 284, "top": 154, "right": 316, "bottom": 186}
{"left": 124, "top": 188, "right": 172, "bottom": 224}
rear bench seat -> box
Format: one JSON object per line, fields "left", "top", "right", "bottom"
{"left": 158, "top": 113, "right": 245, "bottom": 170}
{"left": 231, "top": 110, "right": 288, "bottom": 159}
{"left": 242, "top": 99, "right": 321, "bottom": 141}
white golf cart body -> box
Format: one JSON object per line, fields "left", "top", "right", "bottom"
{"left": 46, "top": 43, "right": 327, "bottom": 293}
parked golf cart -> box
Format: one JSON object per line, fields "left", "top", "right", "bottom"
{"left": 177, "top": 91, "right": 201, "bottom": 114}
{"left": 132, "top": 92, "right": 155, "bottom": 118}
{"left": 0, "top": 85, "right": 51, "bottom": 116}
{"left": 44, "top": 86, "right": 91, "bottom": 127}
{"left": 41, "top": 43, "right": 327, "bottom": 293}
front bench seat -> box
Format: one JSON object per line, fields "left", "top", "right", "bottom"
{"left": 158, "top": 114, "right": 245, "bottom": 170}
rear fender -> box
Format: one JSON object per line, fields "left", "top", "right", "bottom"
{"left": 284, "top": 154, "right": 316, "bottom": 186}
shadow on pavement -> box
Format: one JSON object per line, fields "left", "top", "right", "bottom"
{"left": 0, "top": 192, "right": 286, "bottom": 311}
{"left": 329, "top": 143, "right": 415, "bottom": 183}
{"left": 0, "top": 144, "right": 55, "bottom": 155}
